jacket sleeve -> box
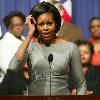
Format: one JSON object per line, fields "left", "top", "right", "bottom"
{"left": 8, "top": 42, "right": 34, "bottom": 73}
{"left": 70, "top": 43, "right": 87, "bottom": 95}
{"left": 9, "top": 53, "right": 29, "bottom": 73}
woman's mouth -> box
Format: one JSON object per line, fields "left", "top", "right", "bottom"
{"left": 42, "top": 33, "right": 51, "bottom": 38}
{"left": 81, "top": 55, "right": 85, "bottom": 60}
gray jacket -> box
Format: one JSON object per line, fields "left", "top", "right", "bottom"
{"left": 9, "top": 42, "right": 87, "bottom": 95}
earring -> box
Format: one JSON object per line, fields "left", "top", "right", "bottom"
{"left": 54, "top": 33, "right": 58, "bottom": 36}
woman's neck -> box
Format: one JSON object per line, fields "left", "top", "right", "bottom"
{"left": 38, "top": 36, "right": 57, "bottom": 46}
{"left": 92, "top": 37, "right": 100, "bottom": 43}
{"left": 82, "top": 62, "right": 90, "bottom": 67}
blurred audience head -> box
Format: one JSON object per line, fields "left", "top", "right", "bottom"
{"left": 76, "top": 40, "right": 94, "bottom": 65}
{"left": 50, "top": 0, "right": 64, "bottom": 18}
{"left": 3, "top": 11, "right": 26, "bottom": 38}
{"left": 89, "top": 17, "right": 100, "bottom": 39}
{"left": 76, "top": 40, "right": 94, "bottom": 74}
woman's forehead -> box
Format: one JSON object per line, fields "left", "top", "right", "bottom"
{"left": 37, "top": 12, "right": 54, "bottom": 22}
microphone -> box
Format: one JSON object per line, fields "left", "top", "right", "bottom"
{"left": 48, "top": 54, "right": 53, "bottom": 96}
{"left": 48, "top": 54, "right": 53, "bottom": 64}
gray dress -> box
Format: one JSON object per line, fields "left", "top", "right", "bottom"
{"left": 9, "top": 42, "right": 87, "bottom": 95}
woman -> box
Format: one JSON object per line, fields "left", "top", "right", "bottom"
{"left": 9, "top": 2, "right": 86, "bottom": 95}
{"left": 78, "top": 40, "right": 96, "bottom": 95}
{"left": 70, "top": 40, "right": 95, "bottom": 95}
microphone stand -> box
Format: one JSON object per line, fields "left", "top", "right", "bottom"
{"left": 49, "top": 61, "right": 52, "bottom": 96}
{"left": 48, "top": 54, "right": 53, "bottom": 96}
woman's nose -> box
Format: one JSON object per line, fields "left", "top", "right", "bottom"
{"left": 43, "top": 24, "right": 48, "bottom": 31}
{"left": 80, "top": 52, "right": 85, "bottom": 57}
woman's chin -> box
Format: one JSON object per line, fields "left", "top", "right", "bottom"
{"left": 41, "top": 35, "right": 52, "bottom": 42}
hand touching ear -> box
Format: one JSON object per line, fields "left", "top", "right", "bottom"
{"left": 25, "top": 15, "right": 36, "bottom": 35}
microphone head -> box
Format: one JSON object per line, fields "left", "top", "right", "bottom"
{"left": 48, "top": 54, "right": 53, "bottom": 62}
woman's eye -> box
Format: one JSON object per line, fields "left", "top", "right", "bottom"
{"left": 84, "top": 51, "right": 90, "bottom": 54}
{"left": 37, "top": 21, "right": 53, "bottom": 27}
{"left": 38, "top": 23, "right": 44, "bottom": 26}
{"left": 48, "top": 22, "right": 53, "bottom": 25}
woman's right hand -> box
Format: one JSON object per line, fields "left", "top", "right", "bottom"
{"left": 25, "top": 15, "right": 36, "bottom": 36}
{"left": 86, "top": 90, "right": 93, "bottom": 95}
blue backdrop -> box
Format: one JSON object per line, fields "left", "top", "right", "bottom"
{"left": 0, "top": 0, "right": 39, "bottom": 36}
{"left": 72, "top": 0, "right": 100, "bottom": 39}
{"left": 0, "top": 0, "right": 100, "bottom": 39}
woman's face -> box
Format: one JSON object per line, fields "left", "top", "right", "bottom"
{"left": 79, "top": 45, "right": 91, "bottom": 65}
{"left": 9, "top": 16, "right": 24, "bottom": 38}
{"left": 36, "top": 12, "right": 56, "bottom": 43}
{"left": 90, "top": 19, "right": 100, "bottom": 39}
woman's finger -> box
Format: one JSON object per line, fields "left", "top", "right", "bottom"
{"left": 25, "top": 16, "right": 35, "bottom": 24}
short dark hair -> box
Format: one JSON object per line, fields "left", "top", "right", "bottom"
{"left": 89, "top": 17, "right": 100, "bottom": 30}
{"left": 29, "top": 1, "right": 61, "bottom": 37}
{"left": 3, "top": 11, "right": 26, "bottom": 28}
{"left": 76, "top": 40, "right": 94, "bottom": 56}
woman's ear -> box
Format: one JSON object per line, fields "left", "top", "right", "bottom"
{"left": 9, "top": 24, "right": 11, "bottom": 28}
{"left": 33, "top": 24, "right": 39, "bottom": 38}
{"left": 55, "top": 23, "right": 57, "bottom": 27}
{"left": 54, "top": 23, "right": 58, "bottom": 33}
